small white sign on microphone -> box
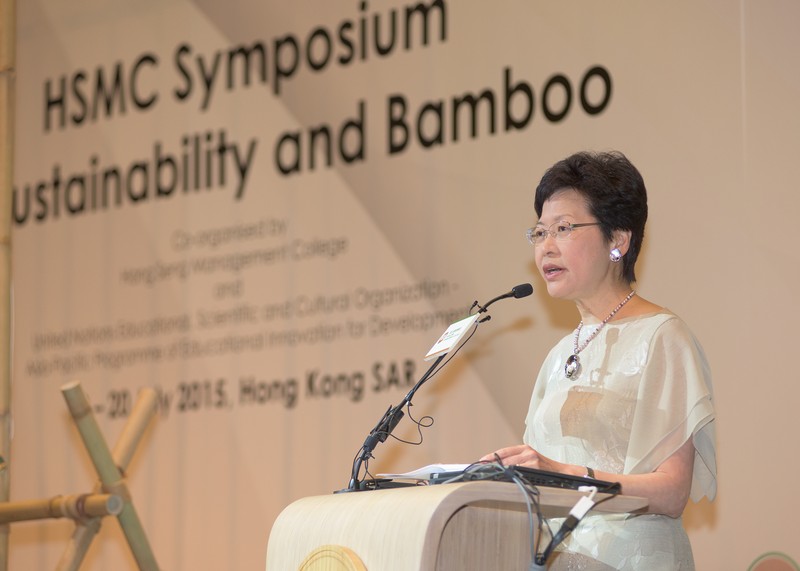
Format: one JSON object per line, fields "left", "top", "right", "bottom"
{"left": 424, "top": 314, "right": 480, "bottom": 361}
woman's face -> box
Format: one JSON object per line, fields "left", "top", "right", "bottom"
{"left": 534, "top": 189, "right": 615, "bottom": 302}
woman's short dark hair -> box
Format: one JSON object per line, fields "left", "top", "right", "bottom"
{"left": 534, "top": 151, "right": 648, "bottom": 283}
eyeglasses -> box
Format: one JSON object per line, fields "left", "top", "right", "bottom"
{"left": 525, "top": 221, "right": 601, "bottom": 245}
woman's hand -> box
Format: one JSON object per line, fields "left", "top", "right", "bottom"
{"left": 479, "top": 444, "right": 579, "bottom": 476}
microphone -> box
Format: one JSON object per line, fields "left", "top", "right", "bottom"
{"left": 477, "top": 283, "right": 533, "bottom": 313}
{"left": 512, "top": 283, "right": 534, "bottom": 298}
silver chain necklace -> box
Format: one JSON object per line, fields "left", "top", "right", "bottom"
{"left": 564, "top": 290, "right": 636, "bottom": 379}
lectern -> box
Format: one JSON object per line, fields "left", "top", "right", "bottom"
{"left": 265, "top": 480, "right": 647, "bottom": 570}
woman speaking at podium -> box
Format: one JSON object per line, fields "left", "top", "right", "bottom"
{"left": 482, "top": 151, "right": 716, "bottom": 570}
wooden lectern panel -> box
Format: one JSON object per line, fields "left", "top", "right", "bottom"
{"left": 436, "top": 501, "right": 531, "bottom": 569}
{"left": 266, "top": 481, "right": 647, "bottom": 570}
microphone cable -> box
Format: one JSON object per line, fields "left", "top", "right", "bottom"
{"left": 348, "top": 319, "right": 483, "bottom": 486}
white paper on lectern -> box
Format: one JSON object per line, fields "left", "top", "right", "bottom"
{"left": 377, "top": 463, "right": 471, "bottom": 480}
{"left": 423, "top": 314, "right": 480, "bottom": 361}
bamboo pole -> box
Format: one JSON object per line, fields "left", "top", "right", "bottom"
{"left": 0, "top": 494, "right": 123, "bottom": 524}
{"left": 57, "top": 518, "right": 102, "bottom": 571}
{"left": 61, "top": 382, "right": 159, "bottom": 571}
{"left": 0, "top": 0, "right": 16, "bottom": 569}
{"left": 111, "top": 388, "right": 158, "bottom": 470}
{"left": 57, "top": 387, "right": 158, "bottom": 571}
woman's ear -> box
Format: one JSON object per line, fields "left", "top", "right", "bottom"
{"left": 612, "top": 229, "right": 632, "bottom": 256}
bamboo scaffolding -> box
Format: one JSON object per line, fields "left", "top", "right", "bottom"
{"left": 0, "top": 383, "right": 158, "bottom": 569}
{"left": 61, "top": 382, "right": 160, "bottom": 571}
{"left": 0, "top": 0, "right": 16, "bottom": 569}
{"left": 57, "top": 385, "right": 159, "bottom": 571}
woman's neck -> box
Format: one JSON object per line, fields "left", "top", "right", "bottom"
{"left": 575, "top": 286, "right": 637, "bottom": 324}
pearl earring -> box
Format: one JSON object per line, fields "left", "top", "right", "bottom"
{"left": 610, "top": 248, "right": 622, "bottom": 263}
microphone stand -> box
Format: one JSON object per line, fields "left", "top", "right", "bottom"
{"left": 339, "top": 352, "right": 447, "bottom": 493}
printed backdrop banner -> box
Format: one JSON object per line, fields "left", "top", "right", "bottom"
{"left": 9, "top": 1, "right": 800, "bottom": 569}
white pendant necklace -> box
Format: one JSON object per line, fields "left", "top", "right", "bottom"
{"left": 564, "top": 290, "right": 636, "bottom": 380}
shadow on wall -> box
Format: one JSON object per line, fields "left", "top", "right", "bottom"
{"left": 683, "top": 497, "right": 716, "bottom": 531}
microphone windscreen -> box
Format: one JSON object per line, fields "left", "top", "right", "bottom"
{"left": 512, "top": 283, "right": 533, "bottom": 299}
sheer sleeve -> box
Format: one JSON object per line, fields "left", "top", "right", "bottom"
{"left": 624, "top": 316, "right": 716, "bottom": 502}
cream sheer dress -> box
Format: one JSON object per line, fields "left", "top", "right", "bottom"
{"left": 523, "top": 311, "right": 716, "bottom": 570}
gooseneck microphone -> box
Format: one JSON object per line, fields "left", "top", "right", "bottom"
{"left": 340, "top": 283, "right": 533, "bottom": 493}
{"left": 476, "top": 283, "right": 533, "bottom": 313}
